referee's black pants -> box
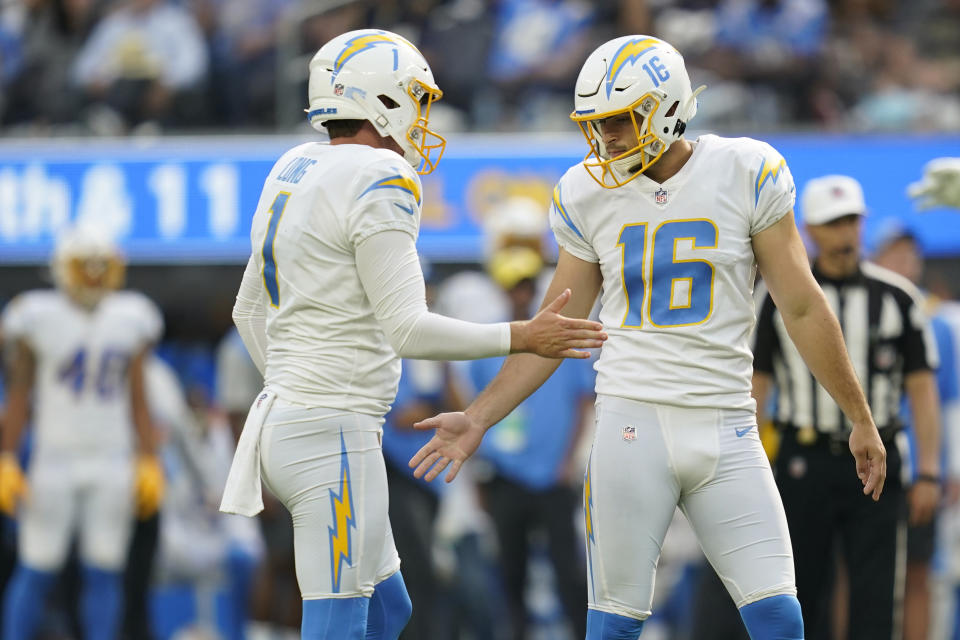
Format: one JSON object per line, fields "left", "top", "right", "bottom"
{"left": 775, "top": 428, "right": 905, "bottom": 640}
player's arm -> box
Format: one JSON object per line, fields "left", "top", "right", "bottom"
{"left": 0, "top": 339, "right": 34, "bottom": 514}
{"left": 1, "top": 339, "right": 34, "bottom": 455}
{"left": 129, "top": 347, "right": 165, "bottom": 518}
{"left": 409, "top": 248, "right": 603, "bottom": 482}
{"left": 752, "top": 211, "right": 886, "bottom": 500}
{"left": 232, "top": 255, "right": 267, "bottom": 376}
{"left": 129, "top": 347, "right": 156, "bottom": 457}
{"left": 356, "top": 230, "right": 605, "bottom": 360}
{"left": 905, "top": 370, "right": 941, "bottom": 524}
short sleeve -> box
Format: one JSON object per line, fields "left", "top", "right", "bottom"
{"left": 1, "top": 294, "right": 36, "bottom": 345}
{"left": 751, "top": 143, "right": 796, "bottom": 236}
{"left": 346, "top": 160, "right": 422, "bottom": 247}
{"left": 901, "top": 292, "right": 939, "bottom": 373}
{"left": 135, "top": 295, "right": 164, "bottom": 346}
{"left": 549, "top": 182, "right": 597, "bottom": 263}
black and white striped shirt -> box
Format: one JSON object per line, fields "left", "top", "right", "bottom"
{"left": 753, "top": 261, "right": 939, "bottom": 434}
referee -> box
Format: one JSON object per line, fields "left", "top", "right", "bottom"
{"left": 753, "top": 175, "right": 942, "bottom": 640}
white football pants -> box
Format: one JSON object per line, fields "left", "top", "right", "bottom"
{"left": 585, "top": 395, "right": 796, "bottom": 620}
{"left": 21, "top": 450, "right": 134, "bottom": 571}
{"left": 258, "top": 399, "right": 400, "bottom": 599}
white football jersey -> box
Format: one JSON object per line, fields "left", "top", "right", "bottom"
{"left": 2, "top": 290, "right": 163, "bottom": 455}
{"left": 550, "top": 134, "right": 796, "bottom": 411}
{"left": 248, "top": 142, "right": 423, "bottom": 416}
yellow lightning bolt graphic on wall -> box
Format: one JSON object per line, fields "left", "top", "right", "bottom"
{"left": 755, "top": 156, "right": 787, "bottom": 205}
{"left": 606, "top": 38, "right": 662, "bottom": 98}
{"left": 329, "top": 430, "right": 356, "bottom": 593}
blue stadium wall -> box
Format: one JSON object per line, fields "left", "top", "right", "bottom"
{"left": 0, "top": 133, "right": 958, "bottom": 263}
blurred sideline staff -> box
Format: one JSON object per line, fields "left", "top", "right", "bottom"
{"left": 753, "top": 175, "right": 941, "bottom": 639}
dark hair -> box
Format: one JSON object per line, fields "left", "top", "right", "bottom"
{"left": 323, "top": 119, "right": 366, "bottom": 139}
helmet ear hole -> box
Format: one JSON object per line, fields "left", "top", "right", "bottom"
{"left": 378, "top": 95, "right": 400, "bottom": 109}
{"left": 665, "top": 100, "right": 679, "bottom": 118}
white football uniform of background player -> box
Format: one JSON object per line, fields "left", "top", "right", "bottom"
{"left": 1, "top": 290, "right": 162, "bottom": 570}
{"left": 227, "top": 141, "right": 511, "bottom": 600}
{"left": 550, "top": 134, "right": 798, "bottom": 619}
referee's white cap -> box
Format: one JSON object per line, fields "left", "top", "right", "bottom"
{"left": 801, "top": 175, "right": 867, "bottom": 226}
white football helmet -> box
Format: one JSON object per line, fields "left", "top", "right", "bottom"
{"left": 571, "top": 36, "right": 706, "bottom": 188}
{"left": 51, "top": 225, "right": 125, "bottom": 308}
{"left": 307, "top": 29, "right": 445, "bottom": 175}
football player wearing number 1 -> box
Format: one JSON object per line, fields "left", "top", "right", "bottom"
{"left": 0, "top": 225, "right": 164, "bottom": 640}
{"left": 410, "top": 35, "right": 888, "bottom": 640}
{"left": 218, "top": 29, "right": 606, "bottom": 640}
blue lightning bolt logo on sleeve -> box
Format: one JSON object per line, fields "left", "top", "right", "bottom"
{"left": 359, "top": 174, "right": 422, "bottom": 215}
{"left": 605, "top": 38, "right": 661, "bottom": 98}
{"left": 553, "top": 184, "right": 585, "bottom": 239}
{"left": 755, "top": 156, "right": 788, "bottom": 205}
{"left": 328, "top": 430, "right": 356, "bottom": 593}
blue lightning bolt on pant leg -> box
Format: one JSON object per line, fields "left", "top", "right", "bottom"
{"left": 302, "top": 596, "right": 369, "bottom": 639}
{"left": 365, "top": 571, "right": 412, "bottom": 640}
{"left": 586, "top": 609, "right": 646, "bottom": 639}
{"left": 2, "top": 563, "right": 56, "bottom": 640}
{"left": 738, "top": 594, "right": 804, "bottom": 640}
{"left": 81, "top": 565, "right": 124, "bottom": 640}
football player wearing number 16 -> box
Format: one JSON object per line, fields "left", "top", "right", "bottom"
{"left": 218, "top": 29, "right": 606, "bottom": 640}
{"left": 410, "top": 35, "right": 888, "bottom": 640}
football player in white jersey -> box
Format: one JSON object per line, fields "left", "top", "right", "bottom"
{"left": 0, "top": 225, "right": 165, "bottom": 640}
{"left": 410, "top": 36, "right": 888, "bottom": 640}
{"left": 218, "top": 29, "right": 607, "bottom": 640}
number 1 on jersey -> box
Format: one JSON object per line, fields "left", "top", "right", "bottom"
{"left": 262, "top": 192, "right": 291, "bottom": 307}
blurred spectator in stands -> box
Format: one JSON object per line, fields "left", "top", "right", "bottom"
{"left": 848, "top": 32, "right": 960, "bottom": 131}
{"left": 480, "top": 0, "right": 596, "bottom": 130}
{"left": 214, "top": 327, "right": 300, "bottom": 634}
{"left": 468, "top": 246, "right": 593, "bottom": 640}
{"left": 702, "top": 0, "right": 828, "bottom": 123}
{"left": 192, "top": 0, "right": 293, "bottom": 127}
{"left": 1, "top": 0, "right": 101, "bottom": 129}
{"left": 71, "top": 0, "right": 208, "bottom": 134}
{"left": 0, "top": 1, "right": 25, "bottom": 123}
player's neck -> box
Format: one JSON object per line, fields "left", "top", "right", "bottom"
{"left": 642, "top": 139, "right": 694, "bottom": 184}
{"left": 329, "top": 123, "right": 404, "bottom": 157}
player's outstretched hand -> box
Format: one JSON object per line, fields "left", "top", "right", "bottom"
{"left": 409, "top": 412, "right": 484, "bottom": 483}
{"left": 511, "top": 289, "right": 607, "bottom": 359}
{"left": 908, "top": 157, "right": 960, "bottom": 211}
{"left": 849, "top": 423, "right": 886, "bottom": 501}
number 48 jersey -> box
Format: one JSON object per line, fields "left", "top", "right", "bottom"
{"left": 2, "top": 290, "right": 163, "bottom": 455}
{"left": 551, "top": 134, "right": 796, "bottom": 411}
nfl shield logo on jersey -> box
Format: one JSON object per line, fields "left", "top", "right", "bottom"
{"left": 654, "top": 188, "right": 668, "bottom": 204}
{"left": 621, "top": 425, "right": 637, "bottom": 442}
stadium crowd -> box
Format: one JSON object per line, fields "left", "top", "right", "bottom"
{"left": 0, "top": 0, "right": 958, "bottom": 135}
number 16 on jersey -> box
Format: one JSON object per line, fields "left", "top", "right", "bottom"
{"left": 618, "top": 218, "right": 717, "bottom": 328}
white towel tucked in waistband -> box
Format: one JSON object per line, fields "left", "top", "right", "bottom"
{"left": 220, "top": 388, "right": 276, "bottom": 517}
